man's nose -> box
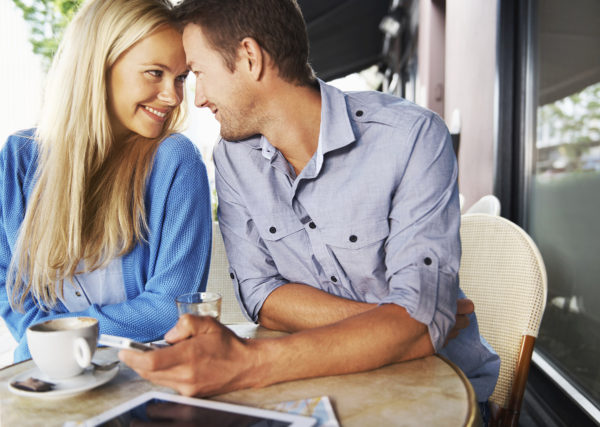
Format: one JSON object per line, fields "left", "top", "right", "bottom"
{"left": 195, "top": 84, "right": 208, "bottom": 108}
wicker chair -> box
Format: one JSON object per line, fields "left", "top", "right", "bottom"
{"left": 205, "top": 222, "right": 249, "bottom": 324}
{"left": 459, "top": 214, "right": 547, "bottom": 426}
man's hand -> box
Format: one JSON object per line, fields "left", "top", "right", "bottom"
{"left": 120, "top": 304, "right": 435, "bottom": 397}
{"left": 118, "top": 315, "right": 259, "bottom": 397}
{"left": 445, "top": 298, "right": 474, "bottom": 345}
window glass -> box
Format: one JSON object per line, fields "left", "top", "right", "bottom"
{"left": 528, "top": 0, "right": 600, "bottom": 403}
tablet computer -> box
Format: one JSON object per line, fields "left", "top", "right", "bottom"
{"left": 78, "top": 391, "right": 316, "bottom": 426}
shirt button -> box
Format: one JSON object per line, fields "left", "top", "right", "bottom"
{"left": 355, "top": 110, "right": 364, "bottom": 117}
{"left": 424, "top": 257, "right": 432, "bottom": 266}
{"left": 349, "top": 235, "right": 358, "bottom": 242}
{"left": 269, "top": 226, "right": 277, "bottom": 234}
{"left": 309, "top": 222, "right": 316, "bottom": 229}
{"left": 331, "top": 276, "right": 338, "bottom": 283}
{"left": 230, "top": 273, "right": 235, "bottom": 279}
{"left": 75, "top": 291, "right": 82, "bottom": 297}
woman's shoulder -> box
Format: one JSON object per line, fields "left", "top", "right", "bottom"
{"left": 151, "top": 133, "right": 207, "bottom": 177}
{"left": 1, "top": 128, "right": 39, "bottom": 169}
{"left": 2, "top": 128, "right": 38, "bottom": 153}
{"left": 155, "top": 133, "right": 203, "bottom": 162}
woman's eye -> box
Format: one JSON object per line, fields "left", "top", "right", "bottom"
{"left": 146, "top": 70, "right": 163, "bottom": 78}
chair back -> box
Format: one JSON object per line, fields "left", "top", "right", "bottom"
{"left": 465, "top": 194, "right": 501, "bottom": 216}
{"left": 459, "top": 214, "right": 547, "bottom": 426}
{"left": 206, "top": 222, "right": 249, "bottom": 324}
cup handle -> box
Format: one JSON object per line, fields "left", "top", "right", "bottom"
{"left": 74, "top": 337, "right": 92, "bottom": 368}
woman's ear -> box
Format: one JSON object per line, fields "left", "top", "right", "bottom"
{"left": 238, "top": 37, "right": 265, "bottom": 80}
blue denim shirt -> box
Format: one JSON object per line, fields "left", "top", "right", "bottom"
{"left": 213, "top": 80, "right": 500, "bottom": 402}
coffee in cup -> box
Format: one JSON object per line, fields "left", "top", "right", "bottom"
{"left": 26, "top": 317, "right": 99, "bottom": 379}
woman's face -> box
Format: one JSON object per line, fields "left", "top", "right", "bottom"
{"left": 107, "top": 26, "right": 188, "bottom": 140}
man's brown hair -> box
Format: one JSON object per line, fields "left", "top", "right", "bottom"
{"left": 175, "top": 0, "right": 315, "bottom": 85}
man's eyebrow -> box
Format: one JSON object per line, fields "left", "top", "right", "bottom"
{"left": 187, "top": 60, "right": 200, "bottom": 71}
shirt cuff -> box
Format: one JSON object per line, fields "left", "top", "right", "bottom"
{"left": 229, "top": 267, "right": 288, "bottom": 322}
{"left": 383, "top": 257, "right": 458, "bottom": 351}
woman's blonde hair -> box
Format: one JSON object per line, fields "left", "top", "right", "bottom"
{"left": 10, "top": 0, "right": 187, "bottom": 309}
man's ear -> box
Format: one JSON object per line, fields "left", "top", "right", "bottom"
{"left": 238, "top": 37, "right": 265, "bottom": 80}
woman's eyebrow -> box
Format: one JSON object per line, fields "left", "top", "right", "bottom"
{"left": 142, "top": 62, "right": 188, "bottom": 74}
{"left": 141, "top": 62, "right": 170, "bottom": 70}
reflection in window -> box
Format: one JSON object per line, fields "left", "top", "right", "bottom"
{"left": 528, "top": 3, "right": 600, "bottom": 404}
{"left": 537, "top": 82, "right": 600, "bottom": 175}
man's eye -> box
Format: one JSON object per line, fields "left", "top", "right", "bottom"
{"left": 176, "top": 72, "right": 189, "bottom": 84}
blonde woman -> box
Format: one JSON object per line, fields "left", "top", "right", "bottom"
{"left": 0, "top": 0, "right": 212, "bottom": 362}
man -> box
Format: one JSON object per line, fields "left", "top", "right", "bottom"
{"left": 120, "top": 0, "right": 499, "bottom": 414}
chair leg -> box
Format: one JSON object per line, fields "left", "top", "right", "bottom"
{"left": 490, "top": 336, "right": 536, "bottom": 427}
{"left": 489, "top": 401, "right": 501, "bottom": 426}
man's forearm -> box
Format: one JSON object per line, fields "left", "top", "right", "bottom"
{"left": 249, "top": 303, "right": 435, "bottom": 388}
{"left": 258, "top": 283, "right": 376, "bottom": 331}
{"left": 118, "top": 303, "right": 436, "bottom": 397}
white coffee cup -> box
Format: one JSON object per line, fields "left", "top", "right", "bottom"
{"left": 26, "top": 317, "right": 99, "bottom": 379}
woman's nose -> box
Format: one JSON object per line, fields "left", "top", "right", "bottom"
{"left": 157, "top": 82, "right": 181, "bottom": 106}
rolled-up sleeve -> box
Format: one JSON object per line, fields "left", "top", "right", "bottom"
{"left": 381, "top": 113, "right": 461, "bottom": 352}
{"left": 214, "top": 156, "right": 288, "bottom": 322}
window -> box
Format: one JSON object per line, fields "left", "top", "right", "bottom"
{"left": 526, "top": 0, "right": 600, "bottom": 412}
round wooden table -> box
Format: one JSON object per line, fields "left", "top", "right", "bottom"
{"left": 0, "top": 324, "right": 480, "bottom": 426}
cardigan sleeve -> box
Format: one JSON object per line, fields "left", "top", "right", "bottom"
{"left": 1, "top": 132, "right": 66, "bottom": 354}
{"left": 90, "top": 133, "right": 213, "bottom": 345}
{"left": 6, "top": 133, "right": 213, "bottom": 362}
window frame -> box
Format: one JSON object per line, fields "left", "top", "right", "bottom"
{"left": 495, "top": 0, "right": 600, "bottom": 423}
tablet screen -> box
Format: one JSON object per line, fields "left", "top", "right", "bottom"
{"left": 82, "top": 391, "right": 316, "bottom": 427}
{"left": 99, "top": 397, "right": 291, "bottom": 426}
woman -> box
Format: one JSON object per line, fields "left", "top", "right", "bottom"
{"left": 0, "top": 0, "right": 212, "bottom": 362}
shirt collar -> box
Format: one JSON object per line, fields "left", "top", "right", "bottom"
{"left": 254, "top": 79, "right": 357, "bottom": 162}
{"left": 260, "top": 135, "right": 277, "bottom": 160}
{"left": 317, "top": 79, "right": 357, "bottom": 155}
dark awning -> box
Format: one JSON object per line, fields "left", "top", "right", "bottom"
{"left": 538, "top": 0, "right": 600, "bottom": 105}
{"left": 297, "top": 0, "right": 390, "bottom": 81}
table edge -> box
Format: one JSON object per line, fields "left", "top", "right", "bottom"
{"left": 1, "top": 334, "right": 479, "bottom": 427}
{"left": 436, "top": 354, "right": 479, "bottom": 427}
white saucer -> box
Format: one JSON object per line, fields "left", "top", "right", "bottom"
{"left": 8, "top": 364, "right": 119, "bottom": 399}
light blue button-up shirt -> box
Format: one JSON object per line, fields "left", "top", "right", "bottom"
{"left": 214, "top": 80, "right": 500, "bottom": 402}
{"left": 57, "top": 258, "right": 126, "bottom": 312}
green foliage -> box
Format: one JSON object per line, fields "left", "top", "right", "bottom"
{"left": 12, "top": 0, "right": 83, "bottom": 69}
{"left": 537, "top": 82, "right": 600, "bottom": 172}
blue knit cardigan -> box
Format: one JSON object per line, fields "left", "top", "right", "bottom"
{"left": 0, "top": 130, "right": 212, "bottom": 362}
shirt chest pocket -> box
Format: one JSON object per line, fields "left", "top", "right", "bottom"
{"left": 252, "top": 212, "right": 305, "bottom": 242}
{"left": 321, "top": 219, "right": 390, "bottom": 250}
{"left": 251, "top": 213, "right": 309, "bottom": 281}
{"left": 323, "top": 218, "right": 390, "bottom": 301}
{"left": 320, "top": 219, "right": 390, "bottom": 293}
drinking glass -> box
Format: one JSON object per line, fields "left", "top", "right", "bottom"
{"left": 176, "top": 292, "right": 222, "bottom": 321}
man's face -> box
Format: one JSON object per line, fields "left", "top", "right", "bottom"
{"left": 183, "top": 24, "right": 259, "bottom": 141}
